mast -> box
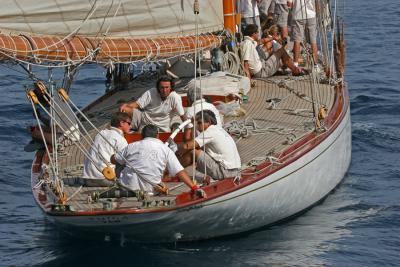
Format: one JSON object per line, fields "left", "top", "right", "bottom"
{"left": 223, "top": 0, "right": 239, "bottom": 35}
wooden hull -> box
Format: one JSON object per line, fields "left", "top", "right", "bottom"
{"left": 33, "top": 83, "right": 351, "bottom": 242}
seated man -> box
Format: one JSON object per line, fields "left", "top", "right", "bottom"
{"left": 179, "top": 110, "right": 241, "bottom": 181}
{"left": 241, "top": 24, "right": 305, "bottom": 80}
{"left": 184, "top": 86, "right": 222, "bottom": 141}
{"left": 119, "top": 75, "right": 185, "bottom": 132}
{"left": 111, "top": 124, "right": 202, "bottom": 195}
{"left": 82, "top": 112, "right": 130, "bottom": 186}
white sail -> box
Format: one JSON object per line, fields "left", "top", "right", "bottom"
{"left": 0, "top": 0, "right": 224, "bottom": 37}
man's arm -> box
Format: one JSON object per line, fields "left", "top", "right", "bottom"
{"left": 176, "top": 170, "right": 207, "bottom": 198}
{"left": 110, "top": 154, "right": 117, "bottom": 165}
{"left": 243, "top": 60, "right": 252, "bottom": 80}
{"left": 119, "top": 101, "right": 139, "bottom": 113}
{"left": 184, "top": 127, "right": 193, "bottom": 142}
{"left": 176, "top": 139, "right": 199, "bottom": 158}
{"left": 182, "top": 139, "right": 199, "bottom": 150}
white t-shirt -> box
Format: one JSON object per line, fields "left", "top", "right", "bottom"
{"left": 289, "top": 0, "right": 316, "bottom": 20}
{"left": 83, "top": 127, "right": 128, "bottom": 179}
{"left": 115, "top": 137, "right": 184, "bottom": 192}
{"left": 241, "top": 36, "right": 263, "bottom": 75}
{"left": 195, "top": 125, "right": 241, "bottom": 170}
{"left": 136, "top": 88, "right": 184, "bottom": 132}
{"left": 185, "top": 99, "right": 223, "bottom": 129}
{"left": 241, "top": 0, "right": 259, "bottom": 18}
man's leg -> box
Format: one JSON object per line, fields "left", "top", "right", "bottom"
{"left": 293, "top": 41, "right": 301, "bottom": 64}
{"left": 274, "top": 48, "right": 304, "bottom": 75}
{"left": 275, "top": 4, "right": 289, "bottom": 41}
{"left": 290, "top": 19, "right": 305, "bottom": 65}
{"left": 130, "top": 108, "right": 143, "bottom": 131}
{"left": 195, "top": 150, "right": 225, "bottom": 181}
{"left": 306, "top": 17, "right": 319, "bottom": 64}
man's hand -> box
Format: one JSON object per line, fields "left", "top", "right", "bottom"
{"left": 119, "top": 103, "right": 129, "bottom": 113}
{"left": 191, "top": 185, "right": 207, "bottom": 198}
{"left": 203, "top": 175, "right": 211, "bottom": 186}
{"left": 195, "top": 188, "right": 207, "bottom": 198}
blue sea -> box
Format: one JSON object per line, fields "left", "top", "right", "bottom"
{"left": 0, "top": 0, "right": 399, "bottom": 266}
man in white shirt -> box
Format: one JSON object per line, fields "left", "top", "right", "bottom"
{"left": 120, "top": 75, "right": 185, "bottom": 132}
{"left": 241, "top": 0, "right": 262, "bottom": 36}
{"left": 179, "top": 110, "right": 241, "bottom": 181}
{"left": 288, "top": 0, "right": 319, "bottom": 67}
{"left": 241, "top": 24, "right": 305, "bottom": 80}
{"left": 184, "top": 86, "right": 222, "bottom": 141}
{"left": 82, "top": 112, "right": 130, "bottom": 186}
{"left": 111, "top": 124, "right": 202, "bottom": 195}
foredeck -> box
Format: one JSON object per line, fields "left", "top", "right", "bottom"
{"left": 56, "top": 74, "right": 335, "bottom": 211}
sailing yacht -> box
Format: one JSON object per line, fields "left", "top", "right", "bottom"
{"left": 0, "top": 0, "right": 350, "bottom": 241}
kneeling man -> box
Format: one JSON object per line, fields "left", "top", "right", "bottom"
{"left": 111, "top": 124, "right": 200, "bottom": 195}
{"left": 179, "top": 110, "right": 241, "bottom": 181}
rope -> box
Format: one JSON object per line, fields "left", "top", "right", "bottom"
{"left": 329, "top": 0, "right": 339, "bottom": 85}
{"left": 33, "top": 97, "right": 103, "bottom": 174}
{"left": 39, "top": 89, "right": 113, "bottom": 172}
{"left": 27, "top": 94, "right": 57, "bottom": 178}
{"left": 49, "top": 72, "right": 59, "bottom": 178}
{"left": 192, "top": 0, "right": 208, "bottom": 182}
{"left": 224, "top": 119, "right": 297, "bottom": 142}
{"left": 223, "top": 51, "right": 241, "bottom": 75}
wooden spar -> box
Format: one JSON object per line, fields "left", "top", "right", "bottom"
{"left": 0, "top": 34, "right": 221, "bottom": 63}
{"left": 223, "top": 0, "right": 239, "bottom": 35}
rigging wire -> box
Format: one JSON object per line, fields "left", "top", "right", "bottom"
{"left": 27, "top": 94, "right": 57, "bottom": 178}
{"left": 37, "top": 86, "right": 113, "bottom": 173}
{"left": 329, "top": 0, "right": 339, "bottom": 84}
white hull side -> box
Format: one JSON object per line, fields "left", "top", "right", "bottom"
{"left": 50, "top": 107, "right": 352, "bottom": 242}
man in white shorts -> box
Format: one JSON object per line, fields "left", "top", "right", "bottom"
{"left": 241, "top": 0, "right": 262, "bottom": 36}
{"left": 120, "top": 75, "right": 185, "bottom": 132}
{"left": 289, "top": 0, "right": 319, "bottom": 67}
{"left": 111, "top": 124, "right": 203, "bottom": 195}
{"left": 241, "top": 24, "right": 305, "bottom": 79}
{"left": 179, "top": 110, "right": 241, "bottom": 181}
{"left": 274, "top": 0, "right": 290, "bottom": 41}
{"left": 82, "top": 112, "right": 130, "bottom": 186}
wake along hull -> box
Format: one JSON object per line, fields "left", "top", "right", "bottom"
{"left": 37, "top": 85, "right": 351, "bottom": 242}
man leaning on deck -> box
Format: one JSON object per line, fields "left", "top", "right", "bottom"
{"left": 119, "top": 75, "right": 186, "bottom": 132}
{"left": 241, "top": 24, "right": 305, "bottom": 80}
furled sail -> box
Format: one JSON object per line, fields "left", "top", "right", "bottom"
{"left": 0, "top": 0, "right": 224, "bottom": 64}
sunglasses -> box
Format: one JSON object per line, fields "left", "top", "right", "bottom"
{"left": 123, "top": 120, "right": 132, "bottom": 125}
